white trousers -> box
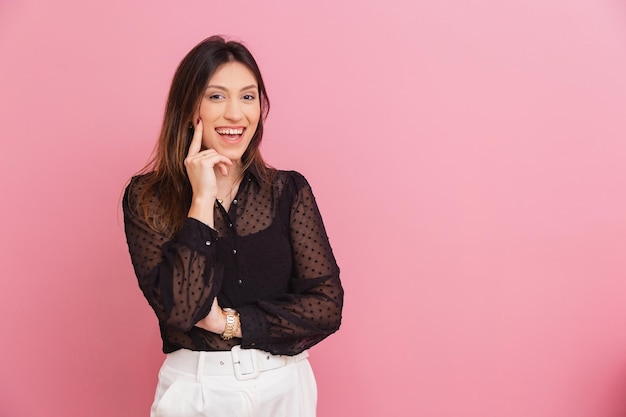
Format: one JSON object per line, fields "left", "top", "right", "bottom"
{"left": 150, "top": 347, "right": 317, "bottom": 417}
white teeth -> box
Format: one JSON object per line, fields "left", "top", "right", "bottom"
{"left": 216, "top": 128, "right": 243, "bottom": 135}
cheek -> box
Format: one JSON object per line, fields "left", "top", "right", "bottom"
{"left": 249, "top": 108, "right": 261, "bottom": 126}
{"left": 201, "top": 130, "right": 214, "bottom": 149}
{"left": 197, "top": 100, "right": 217, "bottom": 120}
{"left": 248, "top": 117, "right": 260, "bottom": 136}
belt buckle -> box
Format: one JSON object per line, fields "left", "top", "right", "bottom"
{"left": 231, "top": 345, "right": 260, "bottom": 381}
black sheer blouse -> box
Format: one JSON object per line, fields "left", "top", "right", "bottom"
{"left": 123, "top": 168, "right": 343, "bottom": 356}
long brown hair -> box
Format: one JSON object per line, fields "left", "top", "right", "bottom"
{"left": 133, "top": 36, "right": 272, "bottom": 235}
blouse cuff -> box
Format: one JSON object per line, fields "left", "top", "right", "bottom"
{"left": 178, "top": 217, "right": 219, "bottom": 253}
{"left": 237, "top": 305, "right": 270, "bottom": 349}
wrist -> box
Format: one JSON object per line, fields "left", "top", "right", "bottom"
{"left": 191, "top": 193, "right": 217, "bottom": 204}
{"left": 188, "top": 197, "right": 217, "bottom": 227}
{"left": 221, "top": 308, "right": 240, "bottom": 340}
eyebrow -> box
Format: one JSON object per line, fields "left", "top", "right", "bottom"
{"left": 205, "top": 84, "right": 258, "bottom": 92}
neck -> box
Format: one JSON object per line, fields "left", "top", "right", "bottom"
{"left": 215, "top": 162, "right": 243, "bottom": 202}
{"left": 215, "top": 161, "right": 243, "bottom": 183}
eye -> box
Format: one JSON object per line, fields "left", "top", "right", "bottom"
{"left": 207, "top": 93, "right": 225, "bottom": 100}
{"left": 242, "top": 94, "right": 256, "bottom": 101}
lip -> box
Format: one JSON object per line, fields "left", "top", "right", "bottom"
{"left": 215, "top": 126, "right": 246, "bottom": 144}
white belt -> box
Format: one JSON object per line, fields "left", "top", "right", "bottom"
{"left": 165, "top": 345, "right": 309, "bottom": 381}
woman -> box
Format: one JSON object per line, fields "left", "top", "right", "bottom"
{"left": 123, "top": 36, "right": 343, "bottom": 417}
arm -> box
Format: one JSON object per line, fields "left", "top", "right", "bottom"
{"left": 124, "top": 119, "right": 235, "bottom": 335}
{"left": 237, "top": 173, "right": 344, "bottom": 355}
{"left": 123, "top": 180, "right": 223, "bottom": 332}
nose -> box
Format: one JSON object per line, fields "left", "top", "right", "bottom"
{"left": 224, "top": 99, "right": 244, "bottom": 121}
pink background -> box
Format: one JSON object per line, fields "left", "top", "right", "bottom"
{"left": 1, "top": 0, "right": 626, "bottom": 416}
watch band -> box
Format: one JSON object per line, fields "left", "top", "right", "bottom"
{"left": 221, "top": 308, "right": 240, "bottom": 340}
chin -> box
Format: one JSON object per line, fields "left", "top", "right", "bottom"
{"left": 223, "top": 152, "right": 245, "bottom": 163}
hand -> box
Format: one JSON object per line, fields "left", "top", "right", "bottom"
{"left": 195, "top": 298, "right": 242, "bottom": 339}
{"left": 196, "top": 297, "right": 226, "bottom": 334}
{"left": 207, "top": 297, "right": 226, "bottom": 333}
{"left": 184, "top": 119, "right": 232, "bottom": 200}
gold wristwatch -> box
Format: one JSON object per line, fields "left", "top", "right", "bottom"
{"left": 221, "top": 308, "right": 239, "bottom": 340}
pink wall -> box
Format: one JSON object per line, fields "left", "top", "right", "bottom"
{"left": 1, "top": 1, "right": 626, "bottom": 416}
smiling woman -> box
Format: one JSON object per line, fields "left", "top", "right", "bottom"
{"left": 122, "top": 36, "right": 344, "bottom": 417}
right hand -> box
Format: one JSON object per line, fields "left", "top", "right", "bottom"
{"left": 184, "top": 119, "right": 233, "bottom": 200}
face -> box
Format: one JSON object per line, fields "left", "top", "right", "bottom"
{"left": 196, "top": 61, "right": 261, "bottom": 163}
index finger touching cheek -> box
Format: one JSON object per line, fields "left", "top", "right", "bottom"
{"left": 187, "top": 119, "right": 203, "bottom": 156}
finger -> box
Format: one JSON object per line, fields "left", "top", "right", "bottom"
{"left": 217, "top": 162, "right": 230, "bottom": 176}
{"left": 187, "top": 119, "right": 203, "bottom": 156}
{"left": 211, "top": 156, "right": 233, "bottom": 176}
{"left": 195, "top": 151, "right": 232, "bottom": 167}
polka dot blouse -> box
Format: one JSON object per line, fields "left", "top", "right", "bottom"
{"left": 123, "top": 168, "right": 343, "bottom": 356}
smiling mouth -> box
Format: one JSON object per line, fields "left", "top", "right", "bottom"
{"left": 216, "top": 128, "right": 245, "bottom": 135}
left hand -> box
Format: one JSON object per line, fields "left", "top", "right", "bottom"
{"left": 195, "top": 298, "right": 226, "bottom": 334}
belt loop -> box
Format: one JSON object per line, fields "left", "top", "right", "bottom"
{"left": 196, "top": 351, "right": 206, "bottom": 383}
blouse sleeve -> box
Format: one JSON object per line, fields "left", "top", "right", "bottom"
{"left": 122, "top": 177, "right": 223, "bottom": 332}
{"left": 237, "top": 173, "right": 344, "bottom": 355}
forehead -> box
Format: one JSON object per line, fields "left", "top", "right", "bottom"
{"left": 207, "top": 61, "right": 258, "bottom": 88}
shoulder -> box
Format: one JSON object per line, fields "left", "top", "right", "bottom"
{"left": 123, "top": 172, "right": 155, "bottom": 208}
{"left": 271, "top": 169, "right": 311, "bottom": 191}
{"left": 125, "top": 173, "right": 151, "bottom": 196}
{"left": 268, "top": 170, "right": 321, "bottom": 209}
